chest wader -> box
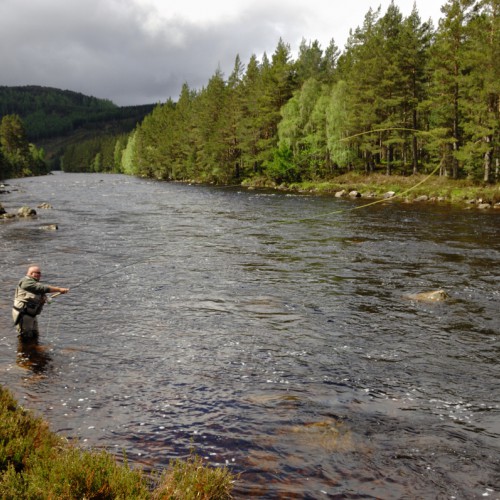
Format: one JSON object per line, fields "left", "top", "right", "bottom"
{"left": 12, "top": 286, "right": 45, "bottom": 338}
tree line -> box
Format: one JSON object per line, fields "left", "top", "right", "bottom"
{"left": 8, "top": 1, "right": 500, "bottom": 185}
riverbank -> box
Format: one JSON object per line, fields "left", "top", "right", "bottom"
{"left": 242, "top": 173, "right": 500, "bottom": 209}
{"left": 0, "top": 385, "right": 235, "bottom": 498}
{"left": 3, "top": 174, "right": 500, "bottom": 214}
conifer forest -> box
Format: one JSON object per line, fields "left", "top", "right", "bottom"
{"left": 1, "top": 1, "right": 499, "bottom": 185}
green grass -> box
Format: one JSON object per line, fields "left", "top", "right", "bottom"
{"left": 0, "top": 385, "right": 235, "bottom": 499}
{"left": 247, "top": 173, "right": 500, "bottom": 205}
{"left": 152, "top": 454, "right": 236, "bottom": 500}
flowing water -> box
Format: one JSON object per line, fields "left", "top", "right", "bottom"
{"left": 1, "top": 172, "right": 499, "bottom": 498}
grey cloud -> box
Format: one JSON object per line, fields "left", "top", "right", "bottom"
{"left": 1, "top": 0, "right": 310, "bottom": 105}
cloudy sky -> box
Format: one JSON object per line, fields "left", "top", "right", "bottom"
{"left": 0, "top": 0, "right": 444, "bottom": 106}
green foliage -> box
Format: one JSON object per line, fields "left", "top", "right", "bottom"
{"left": 152, "top": 453, "right": 234, "bottom": 500}
{"left": 3, "top": 1, "right": 499, "bottom": 184}
{"left": 0, "top": 86, "right": 154, "bottom": 176}
{"left": 0, "top": 85, "right": 142, "bottom": 141}
{"left": 0, "top": 114, "right": 50, "bottom": 178}
{"left": 0, "top": 385, "right": 235, "bottom": 499}
{"left": 267, "top": 144, "right": 299, "bottom": 183}
{"left": 326, "top": 80, "right": 357, "bottom": 170}
{"left": 123, "top": 1, "right": 498, "bottom": 186}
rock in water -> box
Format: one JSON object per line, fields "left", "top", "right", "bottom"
{"left": 17, "top": 206, "right": 37, "bottom": 217}
{"left": 406, "top": 289, "right": 449, "bottom": 302}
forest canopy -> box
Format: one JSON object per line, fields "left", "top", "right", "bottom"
{"left": 2, "top": 1, "right": 499, "bottom": 185}
{"left": 101, "top": 0, "right": 497, "bottom": 185}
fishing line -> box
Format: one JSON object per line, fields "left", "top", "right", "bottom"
{"left": 271, "top": 127, "right": 444, "bottom": 224}
{"left": 48, "top": 247, "right": 174, "bottom": 302}
{"left": 280, "top": 160, "right": 444, "bottom": 223}
{"left": 44, "top": 249, "right": 174, "bottom": 339}
{"left": 47, "top": 127, "right": 442, "bottom": 299}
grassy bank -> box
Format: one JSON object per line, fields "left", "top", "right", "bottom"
{"left": 243, "top": 173, "right": 500, "bottom": 206}
{"left": 0, "top": 385, "right": 235, "bottom": 499}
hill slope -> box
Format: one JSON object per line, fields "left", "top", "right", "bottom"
{"left": 0, "top": 85, "right": 155, "bottom": 167}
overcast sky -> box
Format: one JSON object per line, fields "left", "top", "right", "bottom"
{"left": 0, "top": 0, "right": 444, "bottom": 106}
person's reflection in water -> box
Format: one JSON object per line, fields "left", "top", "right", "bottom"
{"left": 17, "top": 336, "right": 52, "bottom": 374}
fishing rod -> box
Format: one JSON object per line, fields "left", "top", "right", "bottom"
{"left": 48, "top": 249, "right": 172, "bottom": 301}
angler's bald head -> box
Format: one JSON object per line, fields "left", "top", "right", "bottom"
{"left": 27, "top": 266, "right": 42, "bottom": 279}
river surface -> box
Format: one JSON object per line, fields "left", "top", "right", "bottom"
{"left": 1, "top": 172, "right": 499, "bottom": 498}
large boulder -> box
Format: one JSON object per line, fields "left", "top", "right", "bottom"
{"left": 406, "top": 289, "right": 449, "bottom": 302}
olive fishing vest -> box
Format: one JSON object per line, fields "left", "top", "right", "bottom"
{"left": 13, "top": 280, "right": 45, "bottom": 317}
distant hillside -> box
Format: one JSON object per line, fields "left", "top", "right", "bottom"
{"left": 0, "top": 85, "right": 155, "bottom": 140}
{"left": 0, "top": 85, "right": 156, "bottom": 169}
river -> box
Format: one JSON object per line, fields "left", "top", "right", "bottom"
{"left": 1, "top": 172, "right": 499, "bottom": 498}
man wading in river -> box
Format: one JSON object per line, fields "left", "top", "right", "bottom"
{"left": 12, "top": 265, "right": 69, "bottom": 339}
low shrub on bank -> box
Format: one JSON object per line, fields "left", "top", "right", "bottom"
{"left": 280, "top": 173, "right": 500, "bottom": 203}
{"left": 0, "top": 385, "right": 235, "bottom": 499}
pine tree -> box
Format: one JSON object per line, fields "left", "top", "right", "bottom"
{"left": 458, "top": 0, "right": 499, "bottom": 181}
{"left": 192, "top": 68, "right": 228, "bottom": 182}
{"left": 295, "top": 39, "right": 324, "bottom": 85}
{"left": 258, "top": 40, "right": 296, "bottom": 170}
{"left": 239, "top": 54, "right": 264, "bottom": 177}
{"left": 341, "top": 7, "right": 384, "bottom": 172}
{"left": 428, "top": 0, "right": 475, "bottom": 178}
{"left": 376, "top": 2, "right": 406, "bottom": 175}
{"left": 397, "top": 6, "right": 433, "bottom": 174}
{"left": 171, "top": 83, "right": 197, "bottom": 180}
{"left": 217, "top": 55, "right": 246, "bottom": 182}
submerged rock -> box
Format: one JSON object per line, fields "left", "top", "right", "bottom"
{"left": 406, "top": 289, "right": 449, "bottom": 302}
{"left": 39, "top": 224, "right": 58, "bottom": 231}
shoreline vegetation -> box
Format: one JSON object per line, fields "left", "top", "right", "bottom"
{"left": 246, "top": 173, "right": 500, "bottom": 208}
{"left": 0, "top": 384, "right": 235, "bottom": 498}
